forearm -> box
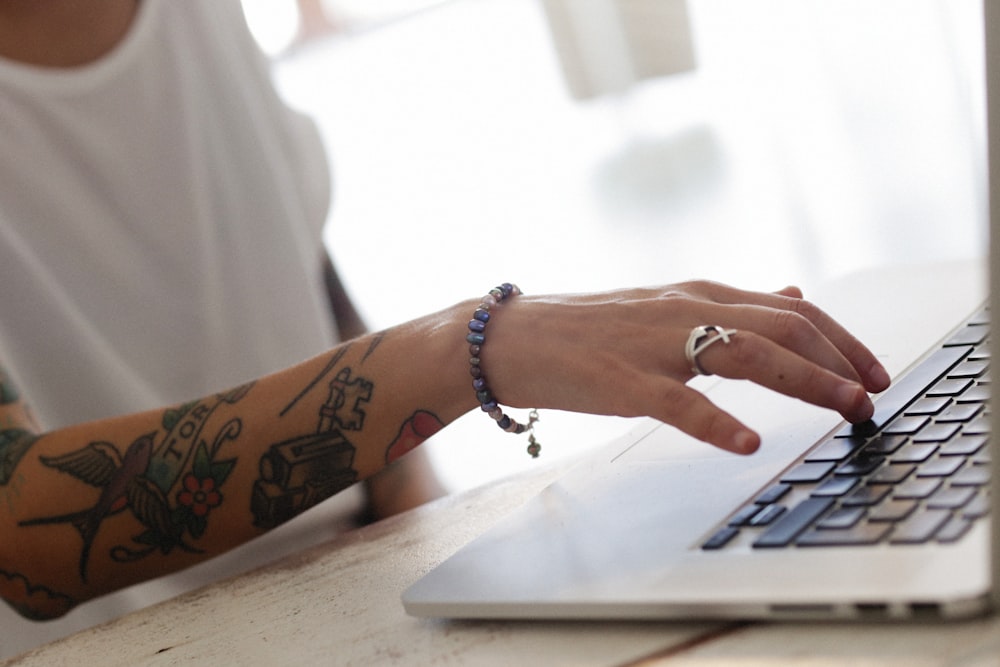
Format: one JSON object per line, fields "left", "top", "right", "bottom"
{"left": 0, "top": 301, "right": 474, "bottom": 618}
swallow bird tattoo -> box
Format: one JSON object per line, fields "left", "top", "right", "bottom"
{"left": 19, "top": 432, "right": 173, "bottom": 583}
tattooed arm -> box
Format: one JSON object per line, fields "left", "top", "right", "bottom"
{"left": 0, "top": 282, "right": 889, "bottom": 620}
{"left": 0, "top": 303, "right": 472, "bottom": 619}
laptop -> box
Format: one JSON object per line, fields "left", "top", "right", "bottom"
{"left": 403, "top": 2, "right": 1000, "bottom": 621}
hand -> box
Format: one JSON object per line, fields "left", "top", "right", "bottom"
{"left": 482, "top": 281, "right": 891, "bottom": 456}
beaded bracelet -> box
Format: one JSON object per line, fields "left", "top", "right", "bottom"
{"left": 467, "top": 283, "right": 541, "bottom": 458}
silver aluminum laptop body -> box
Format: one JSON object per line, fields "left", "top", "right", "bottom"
{"left": 404, "top": 2, "right": 1000, "bottom": 621}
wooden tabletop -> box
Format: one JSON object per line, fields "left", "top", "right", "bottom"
{"left": 6, "top": 448, "right": 1000, "bottom": 667}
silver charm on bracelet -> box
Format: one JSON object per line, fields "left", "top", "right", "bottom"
{"left": 684, "top": 325, "right": 738, "bottom": 376}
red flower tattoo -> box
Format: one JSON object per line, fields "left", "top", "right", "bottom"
{"left": 177, "top": 474, "right": 222, "bottom": 517}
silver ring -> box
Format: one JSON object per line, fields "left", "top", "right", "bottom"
{"left": 684, "top": 325, "right": 738, "bottom": 376}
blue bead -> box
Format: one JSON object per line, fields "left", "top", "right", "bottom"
{"left": 476, "top": 390, "right": 492, "bottom": 403}
{"left": 473, "top": 309, "right": 490, "bottom": 323}
{"left": 468, "top": 319, "right": 486, "bottom": 333}
{"left": 481, "top": 400, "right": 498, "bottom": 412}
{"left": 497, "top": 415, "right": 512, "bottom": 429}
{"left": 466, "top": 333, "right": 485, "bottom": 345}
{"left": 499, "top": 283, "right": 514, "bottom": 297}
{"left": 472, "top": 378, "right": 487, "bottom": 391}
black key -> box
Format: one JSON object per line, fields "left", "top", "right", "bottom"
{"left": 754, "top": 484, "right": 791, "bottom": 505}
{"left": 964, "top": 416, "right": 991, "bottom": 435}
{"left": 781, "top": 462, "right": 835, "bottom": 484}
{"left": 927, "top": 486, "right": 977, "bottom": 510}
{"left": 797, "top": 523, "right": 892, "bottom": 546}
{"left": 869, "top": 499, "right": 918, "bottom": 522}
{"left": 884, "top": 416, "right": 929, "bottom": 435}
{"left": 945, "top": 325, "right": 988, "bottom": 347}
{"left": 890, "top": 443, "right": 938, "bottom": 464}
{"left": 753, "top": 497, "right": 835, "bottom": 548}
{"left": 834, "top": 453, "right": 884, "bottom": 476}
{"left": 869, "top": 463, "right": 916, "bottom": 484}
{"left": 811, "top": 476, "right": 857, "bottom": 497}
{"left": 727, "top": 504, "right": 762, "bottom": 526}
{"left": 939, "top": 435, "right": 987, "bottom": 456}
{"left": 916, "top": 457, "right": 965, "bottom": 478}
{"left": 912, "top": 423, "right": 961, "bottom": 443}
{"left": 842, "top": 484, "right": 892, "bottom": 507}
{"left": 702, "top": 526, "right": 739, "bottom": 550}
{"left": 890, "top": 509, "right": 952, "bottom": 544}
{"left": 963, "top": 491, "right": 991, "bottom": 518}
{"left": 894, "top": 477, "right": 942, "bottom": 499}
{"left": 950, "top": 360, "right": 989, "bottom": 378}
{"left": 749, "top": 504, "right": 786, "bottom": 526}
{"left": 936, "top": 403, "right": 983, "bottom": 423}
{"left": 905, "top": 397, "right": 950, "bottom": 416}
{"left": 817, "top": 506, "right": 865, "bottom": 529}
{"left": 806, "top": 438, "right": 865, "bottom": 462}
{"left": 937, "top": 516, "right": 973, "bottom": 543}
{"left": 864, "top": 435, "right": 907, "bottom": 455}
{"left": 956, "top": 385, "right": 990, "bottom": 403}
{"left": 951, "top": 465, "right": 991, "bottom": 487}
{"left": 928, "top": 378, "right": 973, "bottom": 397}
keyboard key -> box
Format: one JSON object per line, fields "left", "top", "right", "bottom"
{"left": 748, "top": 504, "right": 786, "bottom": 526}
{"left": 956, "top": 384, "right": 990, "bottom": 403}
{"left": 905, "top": 397, "right": 951, "bottom": 416}
{"left": 781, "top": 462, "right": 835, "bottom": 484}
{"left": 945, "top": 325, "right": 988, "bottom": 347}
{"left": 939, "top": 435, "right": 987, "bottom": 456}
{"left": 754, "top": 497, "right": 835, "bottom": 548}
{"left": 811, "top": 476, "right": 858, "bottom": 497}
{"left": 890, "top": 443, "right": 938, "bottom": 464}
{"left": 963, "top": 416, "right": 991, "bottom": 435}
{"left": 817, "top": 506, "right": 866, "bottom": 529}
{"left": 890, "top": 509, "right": 951, "bottom": 544}
{"left": 869, "top": 463, "right": 916, "bottom": 484}
{"left": 806, "top": 438, "right": 865, "bottom": 462}
{"left": 894, "top": 478, "right": 942, "bottom": 499}
{"left": 864, "top": 435, "right": 907, "bottom": 455}
{"left": 842, "top": 484, "right": 892, "bottom": 507}
{"left": 916, "top": 457, "right": 965, "bottom": 478}
{"left": 754, "top": 483, "right": 791, "bottom": 505}
{"left": 834, "top": 453, "right": 884, "bottom": 476}
{"left": 936, "top": 403, "right": 983, "bottom": 423}
{"left": 936, "top": 516, "right": 974, "bottom": 543}
{"left": 950, "top": 360, "right": 989, "bottom": 378}
{"left": 963, "top": 491, "right": 991, "bottom": 518}
{"left": 868, "top": 499, "right": 918, "bottom": 522}
{"left": 928, "top": 378, "right": 973, "bottom": 397}
{"left": 728, "top": 504, "right": 762, "bottom": 526}
{"left": 951, "top": 465, "right": 991, "bottom": 487}
{"left": 884, "top": 416, "right": 929, "bottom": 435}
{"left": 927, "top": 486, "right": 977, "bottom": 510}
{"left": 912, "top": 423, "right": 961, "bottom": 443}
{"left": 797, "top": 523, "right": 891, "bottom": 546}
{"left": 702, "top": 526, "right": 739, "bottom": 550}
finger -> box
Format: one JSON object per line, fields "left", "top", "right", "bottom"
{"left": 646, "top": 379, "right": 761, "bottom": 455}
{"left": 694, "top": 330, "right": 875, "bottom": 423}
{"left": 693, "top": 283, "right": 889, "bottom": 392}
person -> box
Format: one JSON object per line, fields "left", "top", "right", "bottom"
{"left": 0, "top": 0, "right": 890, "bottom": 657}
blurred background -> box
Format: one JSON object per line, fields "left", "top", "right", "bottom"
{"left": 239, "top": 0, "right": 985, "bottom": 492}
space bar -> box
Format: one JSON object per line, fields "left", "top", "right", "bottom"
{"left": 838, "top": 345, "right": 969, "bottom": 436}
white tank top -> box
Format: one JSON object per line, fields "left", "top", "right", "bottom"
{"left": 0, "top": 1, "right": 362, "bottom": 656}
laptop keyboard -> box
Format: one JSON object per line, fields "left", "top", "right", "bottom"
{"left": 702, "top": 306, "right": 990, "bottom": 551}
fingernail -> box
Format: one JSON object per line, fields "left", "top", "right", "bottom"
{"left": 868, "top": 362, "right": 891, "bottom": 391}
{"left": 838, "top": 382, "right": 873, "bottom": 422}
{"left": 732, "top": 430, "right": 760, "bottom": 455}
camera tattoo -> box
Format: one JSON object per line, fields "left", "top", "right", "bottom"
{"left": 252, "top": 362, "right": 373, "bottom": 529}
